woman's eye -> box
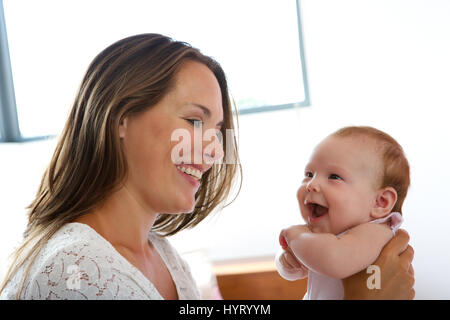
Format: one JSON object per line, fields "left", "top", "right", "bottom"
{"left": 186, "top": 119, "right": 203, "bottom": 127}
{"left": 215, "top": 129, "right": 223, "bottom": 143}
{"left": 329, "top": 174, "right": 342, "bottom": 180}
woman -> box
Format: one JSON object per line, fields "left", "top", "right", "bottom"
{"left": 0, "top": 34, "right": 414, "bottom": 299}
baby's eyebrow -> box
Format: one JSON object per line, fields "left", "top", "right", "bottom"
{"left": 327, "top": 164, "right": 350, "bottom": 175}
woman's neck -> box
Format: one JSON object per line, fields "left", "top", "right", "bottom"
{"left": 74, "top": 185, "right": 159, "bottom": 255}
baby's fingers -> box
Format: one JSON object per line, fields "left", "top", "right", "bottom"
{"left": 282, "top": 250, "right": 304, "bottom": 270}
{"left": 279, "top": 232, "right": 288, "bottom": 250}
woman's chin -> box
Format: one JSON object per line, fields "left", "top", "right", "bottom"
{"left": 180, "top": 205, "right": 196, "bottom": 214}
{"left": 171, "top": 197, "right": 196, "bottom": 214}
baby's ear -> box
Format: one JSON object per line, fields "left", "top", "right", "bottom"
{"left": 371, "top": 187, "right": 398, "bottom": 219}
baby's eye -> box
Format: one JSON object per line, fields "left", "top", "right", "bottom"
{"left": 305, "top": 171, "right": 313, "bottom": 178}
{"left": 329, "top": 174, "right": 342, "bottom": 180}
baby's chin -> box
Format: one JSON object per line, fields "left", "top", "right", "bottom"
{"left": 301, "top": 212, "right": 331, "bottom": 234}
{"left": 308, "top": 224, "right": 330, "bottom": 234}
{"left": 310, "top": 222, "right": 350, "bottom": 235}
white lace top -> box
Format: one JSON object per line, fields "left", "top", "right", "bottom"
{"left": 0, "top": 222, "right": 202, "bottom": 300}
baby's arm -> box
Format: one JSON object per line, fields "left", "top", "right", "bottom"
{"left": 281, "top": 223, "right": 393, "bottom": 279}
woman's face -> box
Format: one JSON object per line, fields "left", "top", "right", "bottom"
{"left": 119, "top": 60, "right": 225, "bottom": 214}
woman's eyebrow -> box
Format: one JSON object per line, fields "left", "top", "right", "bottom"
{"left": 185, "top": 103, "right": 224, "bottom": 127}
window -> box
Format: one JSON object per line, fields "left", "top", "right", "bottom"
{"left": 0, "top": 0, "right": 309, "bottom": 142}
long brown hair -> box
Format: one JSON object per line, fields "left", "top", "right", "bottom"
{"left": 1, "top": 33, "right": 242, "bottom": 298}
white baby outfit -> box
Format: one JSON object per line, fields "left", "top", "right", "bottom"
{"left": 0, "top": 222, "right": 202, "bottom": 300}
{"left": 305, "top": 212, "right": 403, "bottom": 300}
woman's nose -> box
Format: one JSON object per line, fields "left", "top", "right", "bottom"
{"left": 203, "top": 136, "right": 224, "bottom": 163}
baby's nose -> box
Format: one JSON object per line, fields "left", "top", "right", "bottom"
{"left": 306, "top": 179, "right": 320, "bottom": 193}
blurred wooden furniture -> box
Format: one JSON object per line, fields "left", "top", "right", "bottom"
{"left": 213, "top": 255, "right": 307, "bottom": 300}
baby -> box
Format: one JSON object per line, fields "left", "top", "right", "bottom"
{"left": 276, "top": 126, "right": 410, "bottom": 299}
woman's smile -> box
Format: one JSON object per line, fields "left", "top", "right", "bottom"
{"left": 176, "top": 164, "right": 201, "bottom": 189}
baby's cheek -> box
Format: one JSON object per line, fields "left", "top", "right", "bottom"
{"left": 296, "top": 185, "right": 307, "bottom": 203}
{"left": 297, "top": 190, "right": 309, "bottom": 223}
{"left": 330, "top": 210, "right": 356, "bottom": 235}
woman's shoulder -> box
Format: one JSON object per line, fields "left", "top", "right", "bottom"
{"left": 37, "top": 222, "right": 115, "bottom": 265}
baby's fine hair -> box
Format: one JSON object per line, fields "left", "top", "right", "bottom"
{"left": 331, "top": 126, "right": 410, "bottom": 213}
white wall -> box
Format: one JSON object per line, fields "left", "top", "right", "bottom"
{"left": 1, "top": 0, "right": 449, "bottom": 299}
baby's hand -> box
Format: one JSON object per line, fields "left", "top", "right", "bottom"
{"left": 276, "top": 225, "right": 311, "bottom": 281}
{"left": 279, "top": 232, "right": 289, "bottom": 250}
{"left": 275, "top": 247, "right": 308, "bottom": 281}
{"left": 279, "top": 224, "right": 311, "bottom": 247}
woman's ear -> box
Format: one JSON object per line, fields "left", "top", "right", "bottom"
{"left": 371, "top": 187, "right": 398, "bottom": 219}
{"left": 119, "top": 117, "right": 128, "bottom": 139}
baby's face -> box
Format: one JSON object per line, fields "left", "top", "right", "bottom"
{"left": 297, "top": 135, "right": 383, "bottom": 235}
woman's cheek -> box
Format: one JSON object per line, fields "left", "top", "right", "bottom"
{"left": 171, "top": 126, "right": 199, "bottom": 164}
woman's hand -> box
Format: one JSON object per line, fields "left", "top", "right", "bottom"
{"left": 342, "top": 229, "right": 415, "bottom": 300}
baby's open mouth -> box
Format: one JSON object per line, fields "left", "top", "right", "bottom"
{"left": 307, "top": 203, "right": 329, "bottom": 218}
